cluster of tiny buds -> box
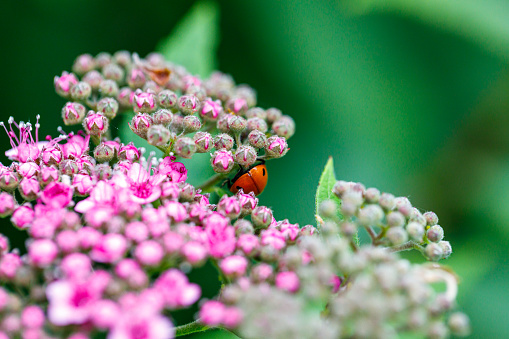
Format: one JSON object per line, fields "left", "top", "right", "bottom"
{"left": 55, "top": 51, "right": 294, "bottom": 174}
{"left": 317, "top": 180, "right": 452, "bottom": 262}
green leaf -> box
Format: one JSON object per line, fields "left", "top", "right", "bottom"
{"left": 157, "top": 0, "right": 220, "bottom": 77}
{"left": 315, "top": 157, "right": 342, "bottom": 228}
{"left": 343, "top": 0, "right": 509, "bottom": 63}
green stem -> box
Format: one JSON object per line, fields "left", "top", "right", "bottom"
{"left": 388, "top": 241, "right": 425, "bottom": 253}
{"left": 175, "top": 320, "right": 210, "bottom": 337}
{"left": 198, "top": 173, "right": 226, "bottom": 192}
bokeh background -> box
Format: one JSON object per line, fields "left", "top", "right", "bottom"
{"left": 1, "top": 0, "right": 508, "bottom": 337}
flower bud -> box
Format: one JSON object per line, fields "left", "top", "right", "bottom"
{"left": 118, "top": 142, "right": 140, "bottom": 162}
{"left": 265, "top": 135, "right": 288, "bottom": 158}
{"left": 426, "top": 225, "right": 444, "bottom": 243}
{"left": 59, "top": 159, "right": 79, "bottom": 176}
{"left": 94, "top": 143, "right": 116, "bottom": 162}
{"left": 70, "top": 81, "right": 92, "bottom": 100}
{"left": 406, "top": 222, "right": 424, "bottom": 242}
{"left": 211, "top": 150, "right": 235, "bottom": 173}
{"left": 386, "top": 227, "right": 408, "bottom": 245}
{"left": 98, "top": 79, "right": 119, "bottom": 97}
{"left": 117, "top": 87, "right": 133, "bottom": 108}
{"left": 363, "top": 187, "right": 380, "bottom": 203}
{"left": 95, "top": 51, "right": 112, "bottom": 67}
{"left": 0, "top": 193, "right": 15, "bottom": 217}
{"left": 102, "top": 63, "right": 124, "bottom": 82}
{"left": 217, "top": 114, "right": 231, "bottom": 132}
{"left": 272, "top": 116, "right": 295, "bottom": 139}
{"left": 193, "top": 131, "right": 213, "bottom": 153}
{"left": 423, "top": 211, "right": 439, "bottom": 226}
{"left": 178, "top": 95, "right": 199, "bottom": 115}
{"left": 252, "top": 206, "right": 273, "bottom": 229}
{"left": 266, "top": 107, "right": 282, "bottom": 123}
{"left": 226, "top": 97, "right": 248, "bottom": 114}
{"left": 152, "top": 109, "right": 173, "bottom": 126}
{"left": 448, "top": 312, "right": 470, "bottom": 337}
{"left": 83, "top": 70, "right": 104, "bottom": 90}
{"left": 72, "top": 54, "right": 95, "bottom": 75}
{"left": 247, "top": 117, "right": 268, "bottom": 133}
{"left": 438, "top": 240, "right": 452, "bottom": 259}
{"left": 319, "top": 199, "right": 338, "bottom": 219}
{"left": 127, "top": 68, "right": 146, "bottom": 88}
{"left": 229, "top": 116, "right": 248, "bottom": 133}
{"left": 170, "top": 114, "right": 184, "bottom": 133}
{"left": 340, "top": 221, "right": 357, "bottom": 237}
{"left": 129, "top": 113, "right": 153, "bottom": 138}
{"left": 214, "top": 133, "right": 234, "bottom": 150}
{"left": 147, "top": 125, "right": 171, "bottom": 146}
{"left": 183, "top": 115, "right": 202, "bottom": 132}
{"left": 248, "top": 130, "right": 267, "bottom": 148}
{"left": 97, "top": 97, "right": 119, "bottom": 119}
{"left": 174, "top": 137, "right": 196, "bottom": 159}
{"left": 234, "top": 146, "right": 257, "bottom": 167}
{"left": 19, "top": 178, "right": 39, "bottom": 200}
{"left": 246, "top": 107, "right": 267, "bottom": 120}
{"left": 179, "top": 183, "right": 196, "bottom": 202}
{"left": 379, "top": 192, "right": 396, "bottom": 210}
{"left": 201, "top": 99, "right": 223, "bottom": 121}
{"left": 83, "top": 111, "right": 109, "bottom": 136}
{"left": 133, "top": 90, "right": 156, "bottom": 113}
{"left": 425, "top": 243, "right": 443, "bottom": 261}
{"left": 237, "top": 189, "right": 258, "bottom": 215}
{"left": 61, "top": 102, "right": 86, "bottom": 125}
{"left": 387, "top": 211, "right": 405, "bottom": 227}
{"left": 113, "top": 50, "right": 132, "bottom": 67}
{"left": 236, "top": 85, "right": 257, "bottom": 106}
{"left": 234, "top": 219, "right": 254, "bottom": 235}
{"left": 55, "top": 71, "right": 79, "bottom": 97}
{"left": 0, "top": 169, "right": 20, "bottom": 191}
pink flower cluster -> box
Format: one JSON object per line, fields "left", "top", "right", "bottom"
{"left": 0, "top": 118, "right": 315, "bottom": 338}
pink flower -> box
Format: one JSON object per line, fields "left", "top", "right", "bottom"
{"left": 73, "top": 173, "right": 94, "bottom": 196}
{"left": 75, "top": 181, "right": 116, "bottom": 213}
{"left": 275, "top": 271, "right": 300, "bottom": 293}
{"left": 28, "top": 239, "right": 58, "bottom": 267}
{"left": 125, "top": 163, "right": 165, "bottom": 204}
{"left": 220, "top": 255, "right": 248, "bottom": 278}
{"left": 40, "top": 182, "right": 73, "bottom": 208}
{"left": 161, "top": 182, "right": 180, "bottom": 201}
{"left": 21, "top": 306, "right": 45, "bottom": 329}
{"left": 125, "top": 221, "right": 149, "bottom": 242}
{"left": 90, "top": 234, "right": 127, "bottom": 263}
{"left": 261, "top": 229, "right": 286, "bottom": 250}
{"left": 237, "top": 189, "right": 258, "bottom": 213}
{"left": 0, "top": 193, "right": 15, "bottom": 217}
{"left": 199, "top": 301, "right": 225, "bottom": 326}
{"left": 11, "top": 205, "right": 34, "bottom": 229}
{"left": 18, "top": 178, "right": 40, "bottom": 200}
{"left": 62, "top": 134, "right": 90, "bottom": 159}
{"left": 17, "top": 162, "right": 40, "bottom": 178}
{"left": 181, "top": 241, "right": 208, "bottom": 264}
{"left": 0, "top": 166, "right": 20, "bottom": 190}
{"left": 265, "top": 135, "right": 288, "bottom": 158}
{"left": 60, "top": 253, "right": 92, "bottom": 281}
{"left": 217, "top": 196, "right": 241, "bottom": 219}
{"left": 83, "top": 112, "right": 109, "bottom": 136}
{"left": 154, "top": 269, "right": 201, "bottom": 309}
{"left": 251, "top": 263, "right": 273, "bottom": 282}
{"left": 163, "top": 232, "right": 184, "bottom": 254}
{"left": 182, "top": 75, "right": 202, "bottom": 90}
{"left": 134, "top": 240, "right": 164, "bottom": 266}
{"left": 90, "top": 299, "right": 120, "bottom": 329}
{"left": 205, "top": 212, "right": 236, "bottom": 258}
{"left": 133, "top": 91, "right": 156, "bottom": 113}
{"left": 0, "top": 287, "right": 9, "bottom": 310}
{"left": 200, "top": 99, "right": 223, "bottom": 120}
{"left": 46, "top": 280, "right": 101, "bottom": 325}
{"left": 158, "top": 157, "right": 187, "bottom": 183}
{"left": 77, "top": 227, "right": 102, "bottom": 250}
{"left": 118, "top": 142, "right": 140, "bottom": 162}
{"left": 222, "top": 307, "right": 243, "bottom": 328}
{"left": 164, "top": 201, "right": 187, "bottom": 222}
{"left": 278, "top": 219, "right": 300, "bottom": 242}
{"left": 61, "top": 102, "right": 86, "bottom": 125}
{"left": 237, "top": 234, "right": 259, "bottom": 256}
{"left": 0, "top": 253, "right": 22, "bottom": 279}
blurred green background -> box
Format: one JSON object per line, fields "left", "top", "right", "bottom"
{"left": 1, "top": 0, "right": 508, "bottom": 337}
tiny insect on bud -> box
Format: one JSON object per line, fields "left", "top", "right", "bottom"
{"left": 147, "top": 125, "right": 171, "bottom": 146}
{"left": 174, "top": 137, "right": 196, "bottom": 159}
{"left": 70, "top": 81, "right": 92, "bottom": 101}
{"left": 426, "top": 225, "right": 444, "bottom": 243}
{"left": 96, "top": 97, "right": 119, "bottom": 119}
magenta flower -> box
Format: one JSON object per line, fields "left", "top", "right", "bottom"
{"left": 201, "top": 99, "right": 223, "bottom": 121}
{"left": 61, "top": 134, "right": 90, "bottom": 159}
{"left": 90, "top": 234, "right": 128, "bottom": 263}
{"left": 205, "top": 212, "right": 236, "bottom": 258}
{"left": 54, "top": 71, "right": 79, "bottom": 97}
{"left": 75, "top": 181, "right": 115, "bottom": 213}
{"left": 61, "top": 102, "right": 86, "bottom": 125}
{"left": 199, "top": 301, "right": 226, "bottom": 326}
{"left": 118, "top": 142, "right": 140, "bottom": 162}
{"left": 261, "top": 229, "right": 286, "bottom": 250}
{"left": 158, "top": 157, "right": 187, "bottom": 183}
{"left": 11, "top": 205, "right": 35, "bottom": 229}
{"left": 125, "top": 163, "right": 165, "bottom": 204}
{"left": 133, "top": 91, "right": 156, "bottom": 113}
{"left": 220, "top": 255, "right": 248, "bottom": 278}
{"left": 28, "top": 239, "right": 58, "bottom": 267}
{"left": 72, "top": 173, "right": 94, "bottom": 196}
{"left": 0, "top": 253, "right": 22, "bottom": 279}
{"left": 211, "top": 150, "right": 234, "bottom": 173}
{"left": 0, "top": 193, "right": 15, "bottom": 217}
{"left": 83, "top": 112, "right": 109, "bottom": 136}
{"left": 41, "top": 144, "right": 63, "bottom": 165}
{"left": 265, "top": 135, "right": 288, "bottom": 158}
{"left": 154, "top": 269, "right": 201, "bottom": 309}
{"left": 2, "top": 118, "right": 47, "bottom": 163}
{"left": 40, "top": 182, "right": 73, "bottom": 208}
{"left": 217, "top": 196, "right": 241, "bottom": 219}
{"left": 275, "top": 271, "right": 300, "bottom": 293}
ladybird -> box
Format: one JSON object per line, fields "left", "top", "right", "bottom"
{"left": 229, "top": 163, "right": 268, "bottom": 196}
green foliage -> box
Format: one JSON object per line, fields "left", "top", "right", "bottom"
{"left": 157, "top": 0, "right": 219, "bottom": 77}
{"left": 315, "top": 157, "right": 342, "bottom": 228}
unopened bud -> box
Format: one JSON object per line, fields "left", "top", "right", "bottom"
{"left": 72, "top": 54, "right": 95, "bottom": 75}
{"left": 214, "top": 133, "right": 234, "bottom": 150}
{"left": 83, "top": 111, "right": 109, "bottom": 136}
{"left": 379, "top": 193, "right": 396, "bottom": 210}
{"left": 386, "top": 227, "right": 408, "bottom": 245}
{"left": 99, "top": 79, "right": 119, "bottom": 97}
{"left": 93, "top": 143, "right": 116, "bottom": 162}
{"left": 234, "top": 219, "right": 254, "bottom": 235}
{"left": 423, "top": 211, "right": 439, "bottom": 226}
{"left": 210, "top": 150, "right": 235, "bottom": 173}
{"left": 152, "top": 109, "right": 173, "bottom": 126}
{"left": 95, "top": 52, "right": 112, "bottom": 68}
{"left": 183, "top": 115, "right": 201, "bottom": 132}
{"left": 387, "top": 211, "right": 405, "bottom": 227}
{"left": 178, "top": 95, "right": 199, "bottom": 115}
{"left": 364, "top": 187, "right": 380, "bottom": 203}
{"left": 113, "top": 50, "right": 132, "bottom": 67}
{"left": 179, "top": 183, "right": 196, "bottom": 202}
{"left": 319, "top": 200, "right": 338, "bottom": 219}
{"left": 265, "top": 136, "right": 288, "bottom": 158}
{"left": 97, "top": 97, "right": 119, "bottom": 119}
{"left": 158, "top": 90, "right": 178, "bottom": 109}
{"left": 83, "top": 70, "right": 104, "bottom": 90}
{"left": 426, "top": 225, "right": 444, "bottom": 243}
{"left": 174, "top": 137, "right": 196, "bottom": 159}
{"left": 247, "top": 117, "right": 268, "bottom": 133}
{"left": 438, "top": 241, "right": 452, "bottom": 258}
{"left": 129, "top": 113, "right": 153, "bottom": 138}
{"left": 272, "top": 116, "right": 295, "bottom": 139}
{"left": 246, "top": 107, "right": 267, "bottom": 120}
{"left": 248, "top": 130, "right": 267, "bottom": 148}
{"left": 193, "top": 132, "right": 213, "bottom": 153}
{"left": 234, "top": 146, "right": 257, "bottom": 167}
{"left": 70, "top": 82, "right": 92, "bottom": 100}
{"left": 226, "top": 97, "right": 248, "bottom": 115}
{"left": 61, "top": 102, "right": 86, "bottom": 125}
{"left": 252, "top": 206, "right": 273, "bottom": 229}
{"left": 102, "top": 63, "right": 125, "bottom": 82}
{"left": 147, "top": 125, "right": 171, "bottom": 146}
{"left": 133, "top": 90, "right": 156, "bottom": 113}
{"left": 117, "top": 87, "right": 133, "bottom": 107}
{"left": 127, "top": 68, "right": 146, "bottom": 88}
{"left": 406, "top": 222, "right": 424, "bottom": 242}
{"left": 229, "top": 116, "right": 247, "bottom": 133}
{"left": 448, "top": 312, "right": 470, "bottom": 337}
{"left": 425, "top": 243, "right": 443, "bottom": 261}
{"left": 340, "top": 221, "right": 357, "bottom": 237}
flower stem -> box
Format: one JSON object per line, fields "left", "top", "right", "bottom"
{"left": 175, "top": 320, "right": 210, "bottom": 337}
{"left": 388, "top": 241, "right": 424, "bottom": 253}
{"left": 198, "top": 173, "right": 226, "bottom": 192}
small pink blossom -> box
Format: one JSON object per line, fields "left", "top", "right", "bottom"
{"left": 134, "top": 240, "right": 164, "bottom": 266}
{"left": 163, "top": 232, "right": 184, "bottom": 254}
{"left": 205, "top": 212, "right": 236, "bottom": 258}
{"left": 275, "top": 271, "right": 300, "bottom": 293}
{"left": 211, "top": 150, "right": 234, "bottom": 173}
{"left": 40, "top": 182, "right": 73, "bottom": 208}
{"left": 54, "top": 71, "right": 79, "bottom": 96}
{"left": 182, "top": 75, "right": 202, "bottom": 90}
{"left": 265, "top": 135, "right": 288, "bottom": 158}
{"left": 199, "top": 301, "right": 225, "bottom": 326}
{"left": 133, "top": 91, "right": 157, "bottom": 113}
{"left": 73, "top": 173, "right": 94, "bottom": 196}
{"left": 237, "top": 189, "right": 258, "bottom": 213}
{"left": 18, "top": 178, "right": 40, "bottom": 200}
{"left": 21, "top": 306, "right": 45, "bottom": 329}
{"left": 158, "top": 157, "right": 187, "bottom": 183}
{"left": 251, "top": 263, "right": 274, "bottom": 282}
{"left": 11, "top": 205, "right": 34, "bottom": 229}
{"left": 77, "top": 227, "right": 102, "bottom": 250}
{"left": 261, "top": 229, "right": 286, "bottom": 250}
{"left": 126, "top": 163, "right": 165, "bottom": 204}
{"left": 90, "top": 234, "right": 127, "bottom": 263}
{"left": 154, "top": 269, "right": 201, "bottom": 309}
{"left": 237, "top": 234, "right": 259, "bottom": 256}
{"left": 0, "top": 193, "right": 15, "bottom": 217}
{"left": 278, "top": 219, "right": 300, "bottom": 242}
{"left": 108, "top": 303, "right": 174, "bottom": 339}
{"left": 61, "top": 102, "right": 86, "bottom": 125}
{"left": 0, "top": 253, "right": 22, "bottom": 279}
{"left": 28, "top": 239, "right": 58, "bottom": 267}
{"left": 125, "top": 221, "right": 149, "bottom": 242}
{"left": 217, "top": 196, "right": 241, "bottom": 219}
{"left": 222, "top": 307, "right": 243, "bottom": 328}
{"left": 200, "top": 99, "right": 223, "bottom": 120}
{"left": 220, "top": 255, "right": 248, "bottom": 278}
{"left": 161, "top": 182, "right": 180, "bottom": 201}
{"left": 115, "top": 259, "right": 142, "bottom": 279}
{"left": 164, "top": 201, "right": 187, "bottom": 222}
{"left": 90, "top": 299, "right": 120, "bottom": 329}
{"left": 60, "top": 253, "right": 92, "bottom": 281}
{"left": 17, "top": 162, "right": 40, "bottom": 178}
{"left": 83, "top": 112, "right": 109, "bottom": 136}
{"left": 39, "top": 166, "right": 59, "bottom": 186}
{"left": 181, "top": 241, "right": 208, "bottom": 264}
{"left": 61, "top": 134, "right": 89, "bottom": 159}
{"left": 0, "top": 288, "right": 8, "bottom": 310}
